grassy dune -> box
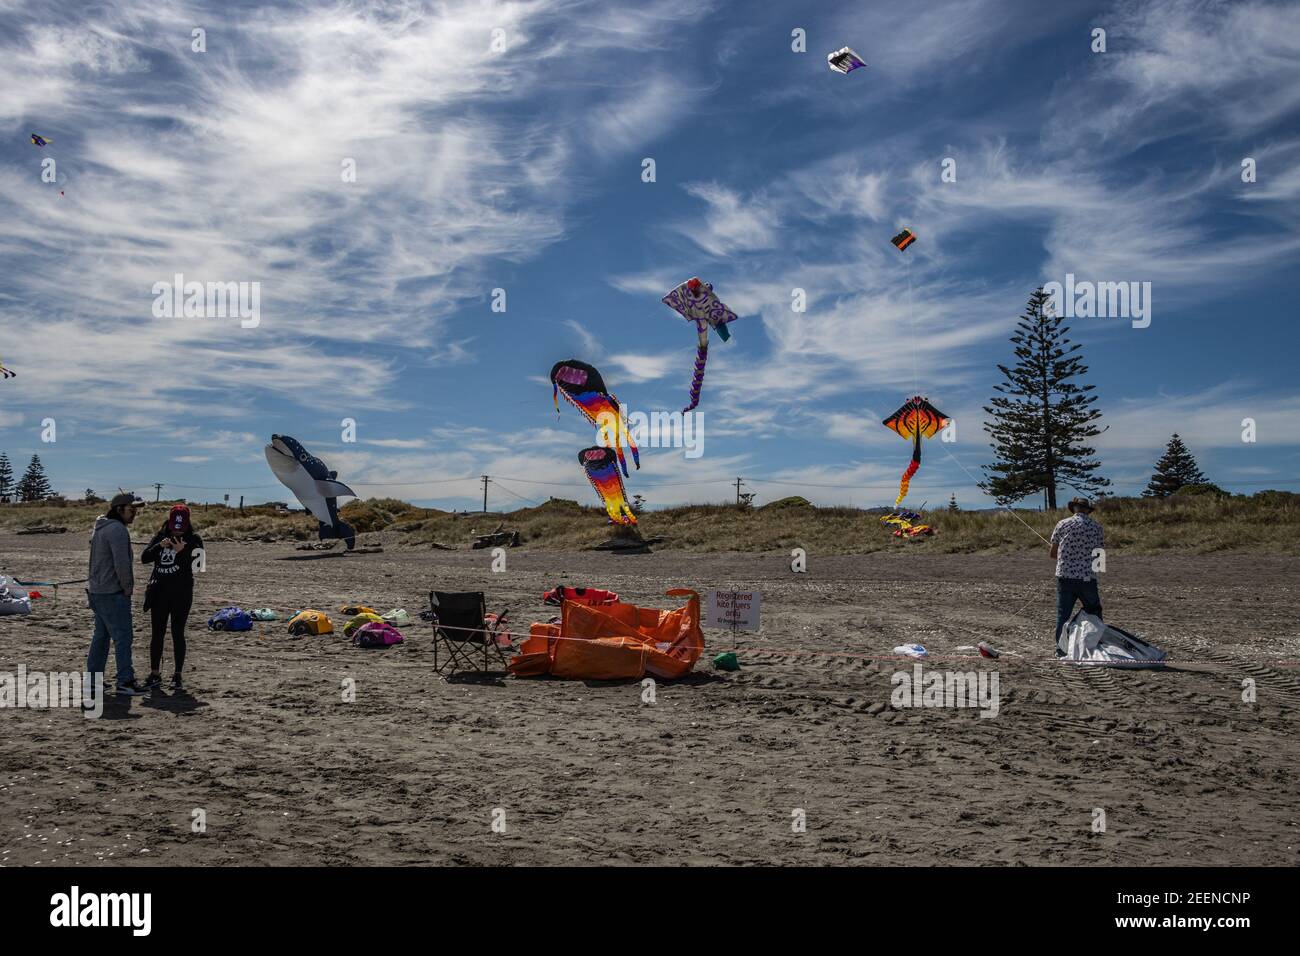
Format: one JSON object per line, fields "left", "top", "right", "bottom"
{"left": 2, "top": 490, "right": 1296, "bottom": 555}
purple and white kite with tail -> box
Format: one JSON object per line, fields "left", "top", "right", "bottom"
{"left": 661, "top": 276, "right": 739, "bottom": 413}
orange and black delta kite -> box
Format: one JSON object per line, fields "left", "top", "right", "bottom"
{"left": 890, "top": 227, "right": 916, "bottom": 252}
{"left": 882, "top": 395, "right": 949, "bottom": 506}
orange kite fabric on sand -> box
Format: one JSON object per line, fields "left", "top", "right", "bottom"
{"left": 509, "top": 589, "right": 705, "bottom": 681}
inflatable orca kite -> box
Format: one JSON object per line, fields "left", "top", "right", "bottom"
{"left": 264, "top": 434, "right": 356, "bottom": 550}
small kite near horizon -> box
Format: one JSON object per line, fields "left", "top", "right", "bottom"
{"left": 29, "top": 134, "right": 51, "bottom": 147}
{"left": 827, "top": 47, "right": 866, "bottom": 74}
{"left": 891, "top": 227, "right": 917, "bottom": 252}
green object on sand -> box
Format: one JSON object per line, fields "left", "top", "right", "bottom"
{"left": 712, "top": 651, "right": 740, "bottom": 671}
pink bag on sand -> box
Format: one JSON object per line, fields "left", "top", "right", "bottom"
{"left": 354, "top": 621, "right": 404, "bottom": 647}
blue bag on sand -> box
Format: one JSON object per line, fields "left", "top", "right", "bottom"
{"left": 208, "top": 606, "right": 253, "bottom": 632}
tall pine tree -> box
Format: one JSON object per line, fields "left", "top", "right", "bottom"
{"left": 0, "top": 453, "right": 13, "bottom": 501}
{"left": 982, "top": 288, "right": 1109, "bottom": 508}
{"left": 1143, "top": 433, "right": 1207, "bottom": 498}
{"left": 17, "top": 454, "right": 54, "bottom": 502}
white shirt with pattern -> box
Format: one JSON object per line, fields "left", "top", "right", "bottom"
{"left": 1050, "top": 513, "right": 1104, "bottom": 581}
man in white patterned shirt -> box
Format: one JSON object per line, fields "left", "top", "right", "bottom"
{"left": 1049, "top": 497, "right": 1105, "bottom": 651}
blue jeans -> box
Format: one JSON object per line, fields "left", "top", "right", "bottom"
{"left": 87, "top": 591, "right": 136, "bottom": 688}
{"left": 1056, "top": 577, "right": 1102, "bottom": 644}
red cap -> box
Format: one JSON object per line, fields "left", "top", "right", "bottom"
{"left": 169, "top": 504, "right": 191, "bottom": 533}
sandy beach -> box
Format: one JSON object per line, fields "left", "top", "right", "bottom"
{"left": 2, "top": 530, "right": 1297, "bottom": 866}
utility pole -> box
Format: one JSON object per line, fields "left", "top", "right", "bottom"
{"left": 735, "top": 477, "right": 744, "bottom": 504}
{"left": 153, "top": 482, "right": 163, "bottom": 502}
{"left": 481, "top": 475, "right": 489, "bottom": 513}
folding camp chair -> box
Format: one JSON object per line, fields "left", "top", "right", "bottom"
{"left": 429, "top": 591, "right": 512, "bottom": 677}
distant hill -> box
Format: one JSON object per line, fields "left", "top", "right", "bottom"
{"left": 2, "top": 490, "right": 1296, "bottom": 554}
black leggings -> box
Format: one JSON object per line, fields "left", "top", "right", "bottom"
{"left": 150, "top": 593, "right": 192, "bottom": 675}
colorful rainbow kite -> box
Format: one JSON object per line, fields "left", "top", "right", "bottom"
{"left": 550, "top": 359, "right": 639, "bottom": 478}
{"left": 579, "top": 446, "right": 636, "bottom": 525}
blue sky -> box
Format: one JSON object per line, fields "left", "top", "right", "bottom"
{"left": 1, "top": 0, "right": 1298, "bottom": 512}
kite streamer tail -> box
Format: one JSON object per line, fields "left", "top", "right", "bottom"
{"left": 683, "top": 341, "right": 708, "bottom": 413}
{"left": 609, "top": 498, "right": 637, "bottom": 525}
{"left": 603, "top": 406, "right": 630, "bottom": 479}
{"left": 606, "top": 396, "right": 639, "bottom": 476}
{"left": 894, "top": 459, "right": 920, "bottom": 507}
{"left": 585, "top": 470, "right": 637, "bottom": 526}
{"left": 624, "top": 410, "right": 640, "bottom": 471}
{"left": 553, "top": 382, "right": 560, "bottom": 415}
{"left": 895, "top": 435, "right": 923, "bottom": 506}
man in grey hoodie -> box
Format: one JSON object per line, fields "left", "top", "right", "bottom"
{"left": 87, "top": 492, "right": 149, "bottom": 697}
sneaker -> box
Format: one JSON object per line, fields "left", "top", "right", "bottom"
{"left": 115, "top": 681, "right": 150, "bottom": 697}
{"left": 169, "top": 673, "right": 184, "bottom": 690}
{"left": 144, "top": 673, "right": 162, "bottom": 689}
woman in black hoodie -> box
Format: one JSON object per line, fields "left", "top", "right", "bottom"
{"left": 141, "top": 504, "right": 203, "bottom": 690}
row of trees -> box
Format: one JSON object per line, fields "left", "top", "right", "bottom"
{"left": 0, "top": 453, "right": 56, "bottom": 502}
{"left": 980, "top": 289, "right": 1216, "bottom": 506}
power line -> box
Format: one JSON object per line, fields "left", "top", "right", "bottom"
{"left": 488, "top": 479, "right": 543, "bottom": 506}
{"left": 89, "top": 469, "right": 1300, "bottom": 505}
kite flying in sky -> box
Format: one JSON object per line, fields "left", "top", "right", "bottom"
{"left": 661, "top": 276, "right": 739, "bottom": 413}
{"left": 29, "top": 133, "right": 51, "bottom": 147}
{"left": 882, "top": 396, "right": 949, "bottom": 507}
{"left": 0, "top": 359, "right": 14, "bottom": 379}
{"left": 891, "top": 228, "right": 916, "bottom": 252}
{"left": 264, "top": 434, "right": 357, "bottom": 549}
{"left": 579, "top": 446, "right": 637, "bottom": 526}
{"left": 550, "top": 359, "right": 639, "bottom": 477}
{"left": 827, "top": 47, "right": 866, "bottom": 74}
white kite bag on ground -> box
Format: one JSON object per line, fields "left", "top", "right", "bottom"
{"left": 1059, "top": 611, "right": 1167, "bottom": 667}
{"left": 0, "top": 576, "right": 32, "bottom": 616}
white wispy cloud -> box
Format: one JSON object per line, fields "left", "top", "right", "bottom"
{"left": 1045, "top": 0, "right": 1300, "bottom": 147}
{"left": 0, "top": 0, "right": 711, "bottom": 429}
{"left": 676, "top": 182, "right": 781, "bottom": 257}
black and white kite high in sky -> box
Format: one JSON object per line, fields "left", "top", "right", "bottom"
{"left": 264, "top": 434, "right": 357, "bottom": 549}
{"left": 827, "top": 47, "right": 866, "bottom": 74}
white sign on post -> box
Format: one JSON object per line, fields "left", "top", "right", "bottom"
{"left": 705, "top": 589, "right": 761, "bottom": 632}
